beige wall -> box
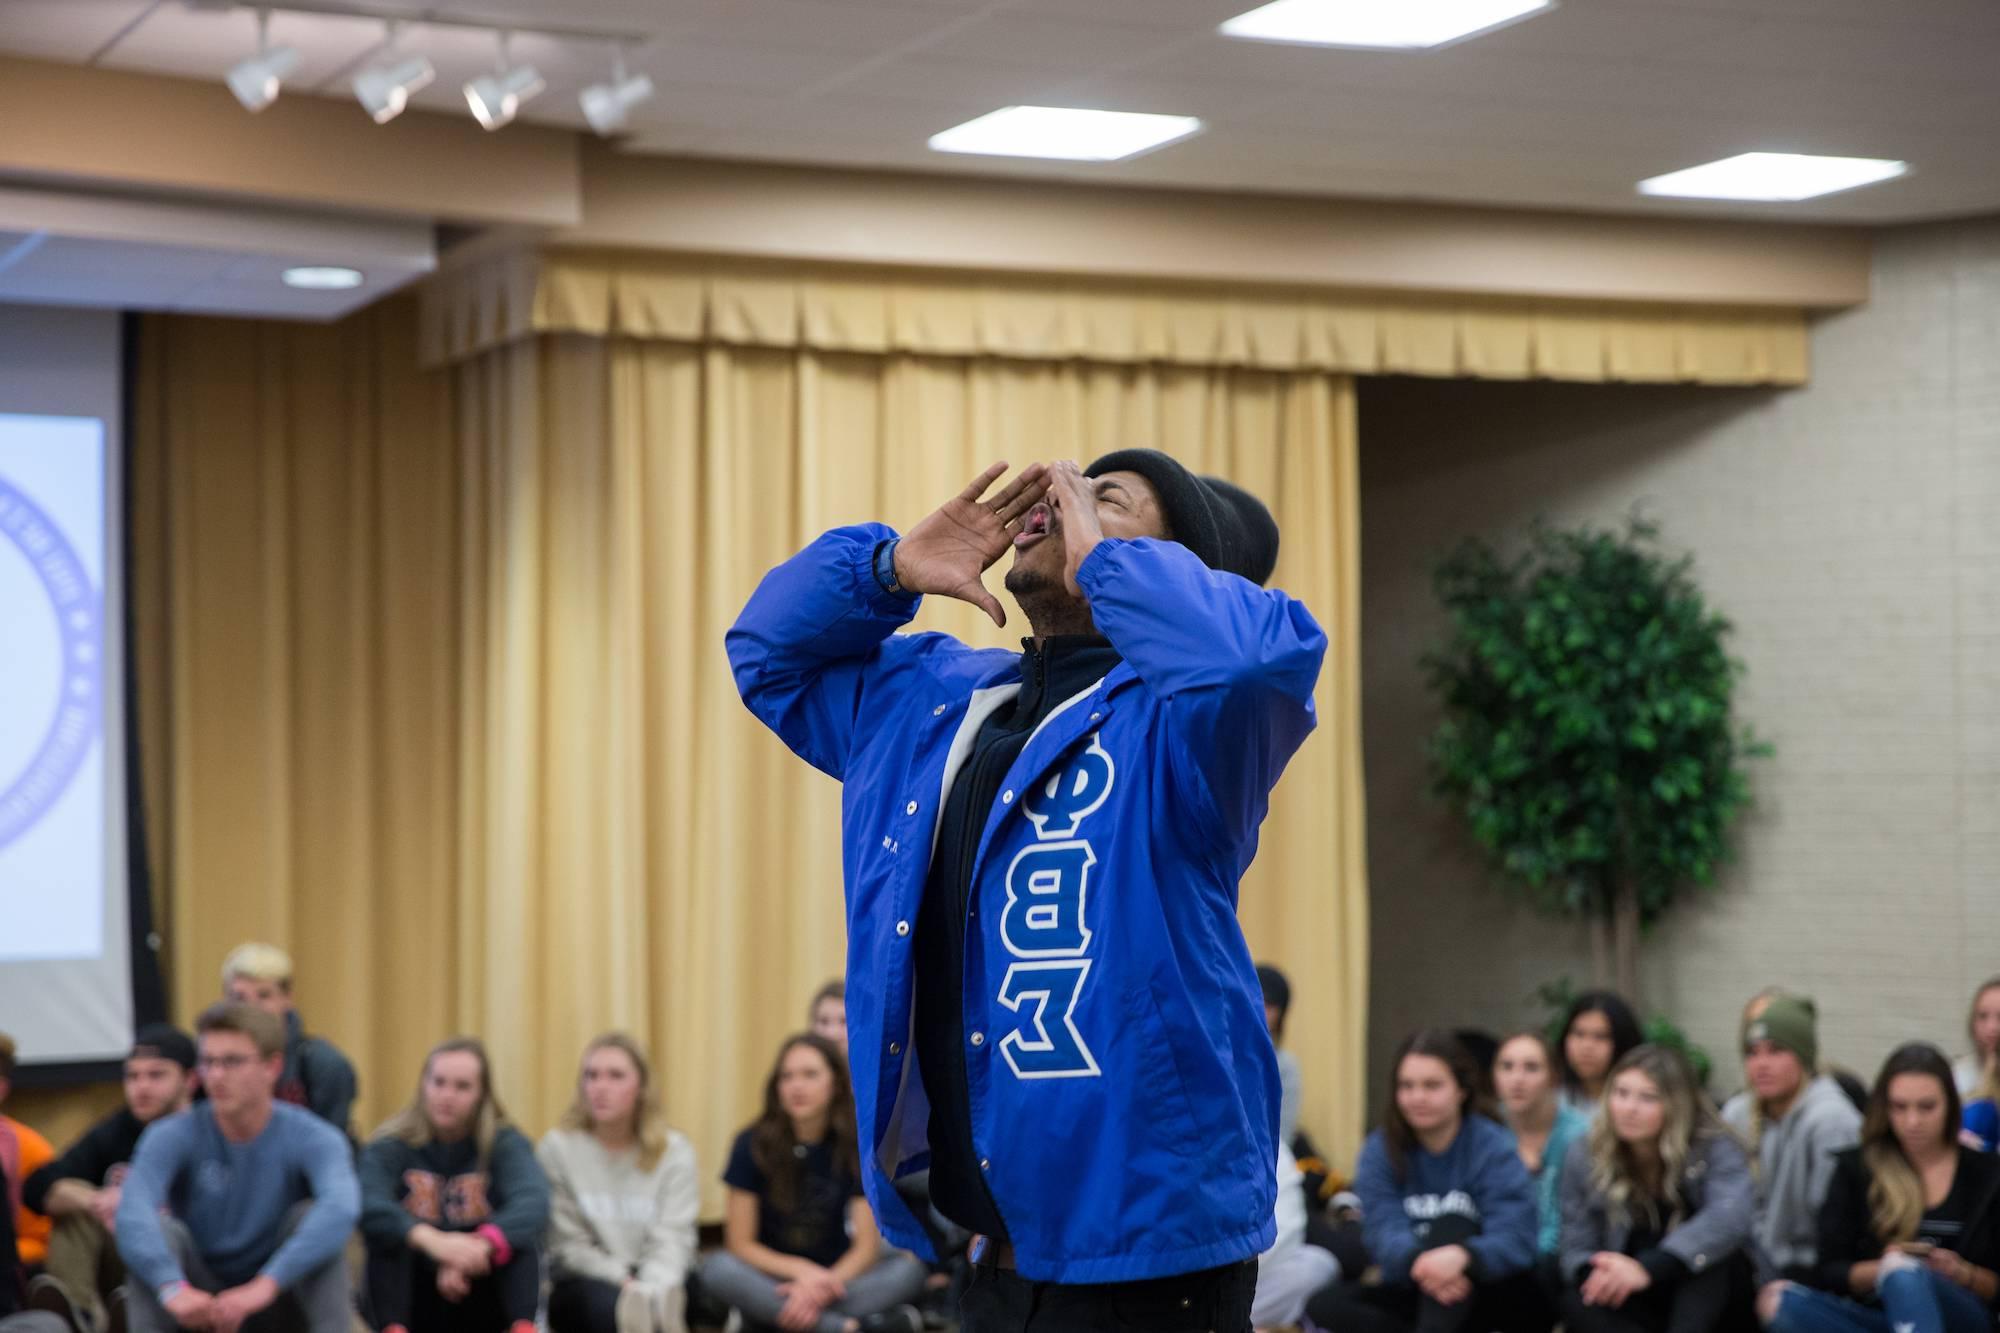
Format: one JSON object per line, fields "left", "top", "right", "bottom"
{"left": 1359, "top": 216, "right": 2000, "bottom": 1126}
{"left": 564, "top": 148, "right": 1870, "bottom": 309}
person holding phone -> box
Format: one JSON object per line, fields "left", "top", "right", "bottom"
{"left": 1758, "top": 1042, "right": 2000, "bottom": 1333}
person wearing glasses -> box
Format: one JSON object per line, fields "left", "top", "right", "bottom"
{"left": 115, "top": 1003, "right": 359, "bottom": 1333}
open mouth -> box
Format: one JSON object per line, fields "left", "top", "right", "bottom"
{"left": 1015, "top": 501, "right": 1054, "bottom": 549}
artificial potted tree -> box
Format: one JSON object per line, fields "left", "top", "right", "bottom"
{"left": 1425, "top": 517, "right": 1767, "bottom": 998}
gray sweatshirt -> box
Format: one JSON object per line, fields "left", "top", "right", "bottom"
{"left": 537, "top": 1128, "right": 700, "bottom": 1291}
{"left": 1720, "top": 1074, "right": 1861, "bottom": 1283}
{"left": 1558, "top": 1129, "right": 1754, "bottom": 1285}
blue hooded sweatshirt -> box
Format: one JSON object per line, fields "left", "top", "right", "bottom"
{"left": 1352, "top": 1114, "right": 1538, "bottom": 1284}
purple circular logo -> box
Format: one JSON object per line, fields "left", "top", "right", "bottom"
{"left": 0, "top": 476, "right": 102, "bottom": 851}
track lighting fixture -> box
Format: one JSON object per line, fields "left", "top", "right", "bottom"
{"left": 463, "top": 32, "right": 544, "bottom": 131}
{"left": 352, "top": 23, "right": 434, "bottom": 124}
{"left": 580, "top": 47, "right": 654, "bottom": 135}
{"left": 226, "top": 9, "right": 300, "bottom": 112}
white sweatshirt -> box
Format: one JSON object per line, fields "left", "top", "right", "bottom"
{"left": 537, "top": 1127, "right": 700, "bottom": 1291}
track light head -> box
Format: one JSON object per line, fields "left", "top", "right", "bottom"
{"left": 464, "top": 32, "right": 543, "bottom": 130}
{"left": 227, "top": 10, "right": 298, "bottom": 112}
{"left": 580, "top": 70, "right": 653, "bottom": 135}
{"left": 354, "top": 52, "right": 434, "bottom": 123}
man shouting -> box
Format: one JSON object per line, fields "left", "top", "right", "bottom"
{"left": 727, "top": 450, "right": 1324, "bottom": 1332}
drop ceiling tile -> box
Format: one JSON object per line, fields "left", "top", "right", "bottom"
{"left": 0, "top": 0, "right": 155, "bottom": 63}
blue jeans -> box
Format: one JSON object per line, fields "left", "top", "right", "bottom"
{"left": 1771, "top": 1267, "right": 1990, "bottom": 1333}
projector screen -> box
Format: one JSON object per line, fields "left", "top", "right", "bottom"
{"left": 0, "top": 304, "right": 139, "bottom": 1067}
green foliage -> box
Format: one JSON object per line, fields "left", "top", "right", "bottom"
{"left": 1426, "top": 516, "right": 1768, "bottom": 926}
{"left": 1534, "top": 976, "right": 1714, "bottom": 1090}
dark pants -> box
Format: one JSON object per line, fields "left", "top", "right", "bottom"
{"left": 1556, "top": 1258, "right": 1739, "bottom": 1333}
{"left": 364, "top": 1243, "right": 540, "bottom": 1333}
{"left": 546, "top": 1278, "right": 619, "bottom": 1333}
{"left": 958, "top": 1258, "right": 1257, "bottom": 1333}
{"left": 1304, "top": 1269, "right": 1555, "bottom": 1333}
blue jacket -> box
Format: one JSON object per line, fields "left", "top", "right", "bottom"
{"left": 727, "top": 524, "right": 1325, "bottom": 1283}
{"left": 1352, "top": 1115, "right": 1539, "bottom": 1284}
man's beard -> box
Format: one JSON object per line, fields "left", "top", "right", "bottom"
{"left": 1004, "top": 560, "right": 1095, "bottom": 638}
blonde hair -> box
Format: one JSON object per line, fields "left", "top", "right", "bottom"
{"left": 195, "top": 1001, "right": 285, "bottom": 1058}
{"left": 1588, "top": 1044, "right": 1725, "bottom": 1231}
{"left": 221, "top": 942, "right": 294, "bottom": 990}
{"left": 1967, "top": 979, "right": 2000, "bottom": 1105}
{"left": 0, "top": 1031, "right": 16, "bottom": 1081}
{"left": 560, "top": 1032, "right": 672, "bottom": 1171}
{"left": 374, "top": 1037, "right": 511, "bottom": 1166}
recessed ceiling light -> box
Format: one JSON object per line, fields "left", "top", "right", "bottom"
{"left": 282, "top": 266, "right": 363, "bottom": 290}
{"left": 929, "top": 106, "right": 1202, "bottom": 162}
{"left": 1220, "top": 0, "right": 1554, "bottom": 50}
{"left": 1638, "top": 152, "right": 1909, "bottom": 202}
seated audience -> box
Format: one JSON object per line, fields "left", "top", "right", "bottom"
{"left": 0, "top": 1035, "right": 54, "bottom": 1270}
{"left": 1304, "top": 1029, "right": 1546, "bottom": 1333}
{"left": 1719, "top": 993, "right": 1862, "bottom": 1285}
{"left": 1953, "top": 979, "right": 2000, "bottom": 1101}
{"left": 807, "top": 984, "right": 847, "bottom": 1061}
{"left": 1950, "top": 980, "right": 2000, "bottom": 1151}
{"left": 539, "top": 1033, "right": 698, "bottom": 1333}
{"left": 2, "top": 1156, "right": 20, "bottom": 1318}
{"left": 1258, "top": 964, "right": 1304, "bottom": 1147}
{"left": 1251, "top": 1140, "right": 1338, "bottom": 1332}
{"left": 359, "top": 1038, "right": 548, "bottom": 1333}
{"left": 115, "top": 1003, "right": 359, "bottom": 1333}
{"left": 1557, "top": 1044, "right": 1754, "bottom": 1333}
{"left": 22, "top": 1026, "right": 197, "bottom": 1333}
{"left": 696, "top": 1035, "right": 924, "bottom": 1333}
{"left": 1558, "top": 992, "right": 1645, "bottom": 1117}
{"left": 1494, "top": 1031, "right": 1590, "bottom": 1259}
{"left": 219, "top": 944, "right": 358, "bottom": 1137}
{"left": 1758, "top": 1042, "right": 2000, "bottom": 1333}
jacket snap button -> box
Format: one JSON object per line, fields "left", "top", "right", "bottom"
{"left": 979, "top": 1158, "right": 990, "bottom": 1171}
{"left": 970, "top": 1032, "right": 984, "bottom": 1047}
{"left": 1090, "top": 712, "right": 1101, "bottom": 721}
{"left": 889, "top": 1042, "right": 900, "bottom": 1055}
{"left": 933, "top": 705, "right": 946, "bottom": 716}
{"left": 895, "top": 920, "right": 910, "bottom": 936}
{"left": 905, "top": 800, "right": 918, "bottom": 815}
{"left": 1002, "top": 790, "right": 1014, "bottom": 804}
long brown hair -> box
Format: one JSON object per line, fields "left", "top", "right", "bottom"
{"left": 373, "top": 1037, "right": 512, "bottom": 1168}
{"left": 1381, "top": 1029, "right": 1496, "bottom": 1179}
{"left": 750, "top": 1034, "right": 859, "bottom": 1215}
{"left": 1860, "top": 1042, "right": 1961, "bottom": 1245}
{"left": 560, "top": 1032, "right": 673, "bottom": 1171}
{"left": 1587, "top": 1044, "right": 1726, "bottom": 1230}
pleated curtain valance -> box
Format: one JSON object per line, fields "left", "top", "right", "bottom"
{"left": 419, "top": 249, "right": 1810, "bottom": 386}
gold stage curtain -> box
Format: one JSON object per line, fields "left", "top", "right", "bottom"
{"left": 422, "top": 249, "right": 1810, "bottom": 387}
{"left": 133, "top": 296, "right": 1368, "bottom": 1218}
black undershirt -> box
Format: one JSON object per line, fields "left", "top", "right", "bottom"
{"left": 911, "top": 635, "right": 1122, "bottom": 1241}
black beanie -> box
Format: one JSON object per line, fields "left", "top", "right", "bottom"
{"left": 1084, "top": 449, "right": 1227, "bottom": 572}
{"left": 1202, "top": 476, "right": 1280, "bottom": 586}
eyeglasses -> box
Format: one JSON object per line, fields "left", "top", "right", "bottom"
{"left": 197, "top": 1054, "right": 259, "bottom": 1073}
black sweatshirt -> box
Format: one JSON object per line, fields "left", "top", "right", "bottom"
{"left": 912, "top": 634, "right": 1123, "bottom": 1241}
{"left": 22, "top": 1108, "right": 148, "bottom": 1215}
{"left": 1811, "top": 1146, "right": 2000, "bottom": 1303}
